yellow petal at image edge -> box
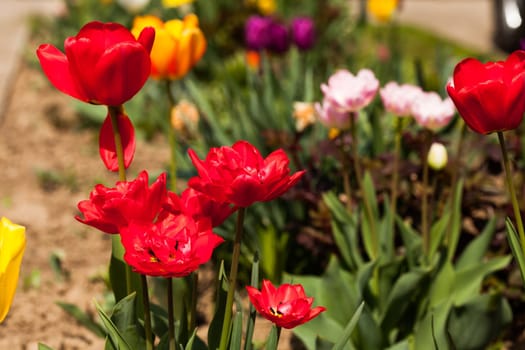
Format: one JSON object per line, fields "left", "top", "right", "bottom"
{"left": 162, "top": 0, "right": 194, "bottom": 8}
{"left": 0, "top": 217, "right": 26, "bottom": 323}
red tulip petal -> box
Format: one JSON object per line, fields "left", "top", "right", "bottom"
{"left": 36, "top": 44, "right": 88, "bottom": 102}
{"left": 99, "top": 112, "right": 136, "bottom": 171}
{"left": 138, "top": 26, "right": 156, "bottom": 53}
{"left": 93, "top": 42, "right": 152, "bottom": 106}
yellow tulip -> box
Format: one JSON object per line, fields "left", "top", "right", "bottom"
{"left": 132, "top": 14, "right": 206, "bottom": 80}
{"left": 0, "top": 217, "right": 26, "bottom": 323}
{"left": 161, "top": 0, "right": 194, "bottom": 8}
{"left": 367, "top": 0, "right": 398, "bottom": 23}
{"left": 257, "top": 0, "right": 276, "bottom": 15}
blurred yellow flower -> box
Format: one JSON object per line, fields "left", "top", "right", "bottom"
{"left": 162, "top": 0, "right": 194, "bottom": 8}
{"left": 367, "top": 0, "right": 398, "bottom": 23}
{"left": 245, "top": 0, "right": 276, "bottom": 15}
{"left": 171, "top": 99, "right": 200, "bottom": 140}
{"left": 427, "top": 142, "right": 448, "bottom": 171}
{"left": 292, "top": 102, "right": 316, "bottom": 132}
{"left": 132, "top": 14, "right": 206, "bottom": 80}
{"left": 257, "top": 0, "right": 276, "bottom": 15}
{"left": 0, "top": 217, "right": 26, "bottom": 323}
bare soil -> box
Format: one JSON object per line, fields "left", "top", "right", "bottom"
{"left": 0, "top": 59, "right": 170, "bottom": 349}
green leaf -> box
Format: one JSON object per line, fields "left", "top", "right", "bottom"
{"left": 505, "top": 218, "right": 525, "bottom": 283}
{"left": 56, "top": 301, "right": 106, "bottom": 338}
{"left": 111, "top": 292, "right": 146, "bottom": 349}
{"left": 453, "top": 256, "right": 511, "bottom": 305}
{"left": 244, "top": 252, "right": 259, "bottom": 350}
{"left": 208, "top": 261, "right": 228, "bottom": 350}
{"left": 456, "top": 217, "right": 496, "bottom": 270}
{"left": 361, "top": 172, "right": 379, "bottom": 260}
{"left": 445, "top": 178, "right": 464, "bottom": 260}
{"left": 322, "top": 191, "right": 362, "bottom": 270}
{"left": 38, "top": 344, "right": 55, "bottom": 350}
{"left": 380, "top": 269, "right": 429, "bottom": 333}
{"left": 332, "top": 302, "right": 365, "bottom": 350}
{"left": 266, "top": 325, "right": 279, "bottom": 350}
{"left": 109, "top": 235, "right": 143, "bottom": 315}
{"left": 428, "top": 211, "right": 450, "bottom": 261}
{"left": 396, "top": 216, "right": 423, "bottom": 268}
{"left": 447, "top": 293, "right": 512, "bottom": 350}
{"left": 185, "top": 328, "right": 208, "bottom": 350}
{"left": 229, "top": 308, "right": 243, "bottom": 350}
{"left": 96, "top": 300, "right": 133, "bottom": 350}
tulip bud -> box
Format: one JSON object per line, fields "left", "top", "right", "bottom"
{"left": 427, "top": 142, "right": 448, "bottom": 171}
{"left": 0, "top": 217, "right": 26, "bottom": 323}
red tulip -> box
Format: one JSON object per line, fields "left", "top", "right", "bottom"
{"left": 36, "top": 21, "right": 155, "bottom": 106}
{"left": 120, "top": 214, "right": 223, "bottom": 277}
{"left": 163, "top": 188, "right": 236, "bottom": 227}
{"left": 99, "top": 110, "right": 136, "bottom": 172}
{"left": 246, "top": 279, "right": 326, "bottom": 329}
{"left": 76, "top": 171, "right": 167, "bottom": 233}
{"left": 446, "top": 50, "right": 525, "bottom": 134}
{"left": 187, "top": 141, "right": 305, "bottom": 208}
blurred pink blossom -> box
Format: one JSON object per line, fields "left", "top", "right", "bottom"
{"left": 412, "top": 91, "right": 455, "bottom": 131}
{"left": 380, "top": 82, "right": 422, "bottom": 116}
{"left": 315, "top": 69, "right": 379, "bottom": 129}
{"left": 321, "top": 69, "right": 379, "bottom": 113}
{"left": 314, "top": 98, "right": 353, "bottom": 129}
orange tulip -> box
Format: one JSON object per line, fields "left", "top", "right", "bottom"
{"left": 132, "top": 14, "right": 206, "bottom": 80}
{"left": 0, "top": 217, "right": 26, "bottom": 323}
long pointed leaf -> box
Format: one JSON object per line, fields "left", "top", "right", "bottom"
{"left": 332, "top": 302, "right": 365, "bottom": 350}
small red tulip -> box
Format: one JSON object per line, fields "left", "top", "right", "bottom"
{"left": 447, "top": 50, "right": 525, "bottom": 134}
{"left": 76, "top": 171, "right": 167, "bottom": 234}
{"left": 99, "top": 110, "right": 136, "bottom": 172}
{"left": 120, "top": 214, "right": 223, "bottom": 277}
{"left": 37, "top": 21, "right": 155, "bottom": 106}
{"left": 246, "top": 279, "right": 326, "bottom": 329}
{"left": 188, "top": 141, "right": 305, "bottom": 208}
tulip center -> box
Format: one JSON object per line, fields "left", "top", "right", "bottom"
{"left": 269, "top": 306, "right": 283, "bottom": 318}
{"left": 148, "top": 248, "right": 159, "bottom": 263}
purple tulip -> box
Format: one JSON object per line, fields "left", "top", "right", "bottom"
{"left": 245, "top": 16, "right": 272, "bottom": 50}
{"left": 291, "top": 17, "right": 316, "bottom": 50}
{"left": 268, "top": 21, "right": 290, "bottom": 54}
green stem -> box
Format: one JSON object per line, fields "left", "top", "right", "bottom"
{"left": 168, "top": 278, "right": 177, "bottom": 350}
{"left": 445, "top": 121, "right": 466, "bottom": 259}
{"left": 107, "top": 106, "right": 127, "bottom": 182}
{"left": 497, "top": 132, "right": 525, "bottom": 258}
{"left": 142, "top": 275, "right": 154, "bottom": 350}
{"left": 350, "top": 115, "right": 378, "bottom": 258}
{"left": 189, "top": 272, "right": 198, "bottom": 332}
{"left": 275, "top": 327, "right": 282, "bottom": 349}
{"left": 165, "top": 80, "right": 178, "bottom": 191}
{"left": 390, "top": 117, "right": 403, "bottom": 236}
{"left": 108, "top": 105, "right": 133, "bottom": 297}
{"left": 219, "top": 207, "right": 246, "bottom": 350}
{"left": 421, "top": 130, "right": 431, "bottom": 256}
{"left": 338, "top": 139, "right": 352, "bottom": 212}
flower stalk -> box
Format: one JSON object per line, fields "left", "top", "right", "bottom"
{"left": 167, "top": 278, "right": 177, "bottom": 350}
{"left": 165, "top": 80, "right": 178, "bottom": 191}
{"left": 108, "top": 105, "right": 134, "bottom": 297}
{"left": 141, "top": 274, "right": 154, "bottom": 350}
{"left": 219, "top": 207, "right": 246, "bottom": 350}
{"left": 497, "top": 131, "right": 525, "bottom": 257}
{"left": 350, "top": 115, "right": 378, "bottom": 258}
